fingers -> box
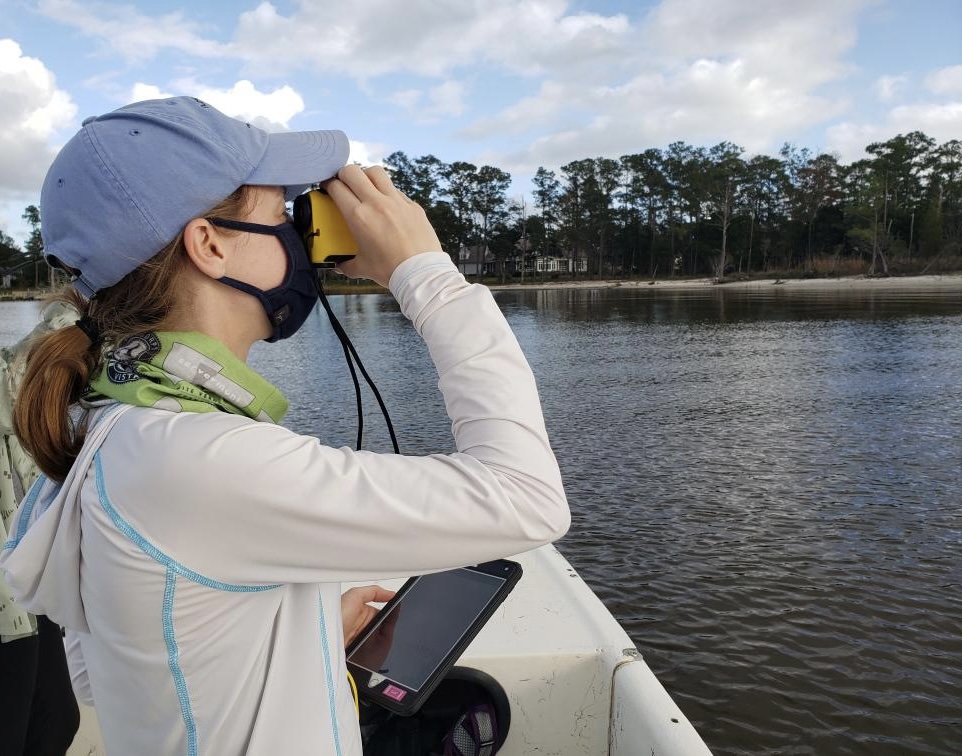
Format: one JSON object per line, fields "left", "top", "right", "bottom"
{"left": 325, "top": 165, "right": 398, "bottom": 221}
{"left": 335, "top": 164, "right": 397, "bottom": 200}
{"left": 323, "top": 177, "right": 360, "bottom": 214}
{"left": 324, "top": 163, "right": 442, "bottom": 286}
{"left": 365, "top": 586, "right": 396, "bottom": 604}
{"left": 363, "top": 165, "right": 395, "bottom": 194}
{"left": 345, "top": 585, "right": 395, "bottom": 604}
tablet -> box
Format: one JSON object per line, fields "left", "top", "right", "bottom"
{"left": 346, "top": 559, "right": 522, "bottom": 715}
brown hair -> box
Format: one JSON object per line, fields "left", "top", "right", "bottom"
{"left": 13, "top": 186, "right": 255, "bottom": 481}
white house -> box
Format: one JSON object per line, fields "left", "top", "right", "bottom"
{"left": 457, "top": 245, "right": 495, "bottom": 276}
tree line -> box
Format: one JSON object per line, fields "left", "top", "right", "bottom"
{"left": 0, "top": 206, "right": 49, "bottom": 288}
{"left": 386, "top": 131, "right": 961, "bottom": 280}
{"left": 3, "top": 131, "right": 960, "bottom": 288}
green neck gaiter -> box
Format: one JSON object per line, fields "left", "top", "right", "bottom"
{"left": 86, "top": 331, "right": 288, "bottom": 423}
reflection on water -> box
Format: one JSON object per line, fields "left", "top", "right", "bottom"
{"left": 495, "top": 287, "right": 962, "bottom": 756}
{"left": 2, "top": 285, "right": 961, "bottom": 754}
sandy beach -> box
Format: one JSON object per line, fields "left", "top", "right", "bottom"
{"left": 5, "top": 273, "right": 962, "bottom": 303}
{"left": 488, "top": 272, "right": 962, "bottom": 292}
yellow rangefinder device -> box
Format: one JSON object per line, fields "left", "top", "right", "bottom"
{"left": 292, "top": 190, "right": 358, "bottom": 266}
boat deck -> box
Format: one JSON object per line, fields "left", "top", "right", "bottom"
{"left": 68, "top": 544, "right": 712, "bottom": 754}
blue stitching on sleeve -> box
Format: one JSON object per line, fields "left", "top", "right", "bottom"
{"left": 94, "top": 452, "right": 279, "bottom": 593}
{"left": 318, "top": 595, "right": 343, "bottom": 756}
{"left": 3, "top": 476, "right": 47, "bottom": 551}
{"left": 164, "top": 568, "right": 198, "bottom": 756}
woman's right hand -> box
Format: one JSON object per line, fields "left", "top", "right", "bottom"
{"left": 325, "top": 165, "right": 443, "bottom": 287}
{"left": 341, "top": 585, "right": 396, "bottom": 647}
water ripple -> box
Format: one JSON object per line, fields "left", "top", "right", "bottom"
{"left": 7, "top": 287, "right": 960, "bottom": 755}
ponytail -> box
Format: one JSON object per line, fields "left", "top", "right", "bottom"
{"left": 13, "top": 288, "right": 97, "bottom": 481}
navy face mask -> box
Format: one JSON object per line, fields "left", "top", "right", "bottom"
{"left": 208, "top": 217, "right": 319, "bottom": 342}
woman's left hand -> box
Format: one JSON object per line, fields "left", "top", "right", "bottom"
{"left": 341, "top": 585, "right": 396, "bottom": 647}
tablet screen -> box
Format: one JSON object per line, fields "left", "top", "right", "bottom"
{"left": 348, "top": 568, "right": 505, "bottom": 692}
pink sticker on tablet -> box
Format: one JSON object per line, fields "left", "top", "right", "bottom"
{"left": 383, "top": 684, "right": 407, "bottom": 702}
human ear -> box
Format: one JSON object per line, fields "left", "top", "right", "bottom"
{"left": 183, "top": 218, "right": 228, "bottom": 279}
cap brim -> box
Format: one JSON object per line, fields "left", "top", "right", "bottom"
{"left": 246, "top": 129, "right": 350, "bottom": 200}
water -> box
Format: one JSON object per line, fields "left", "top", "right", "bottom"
{"left": 2, "top": 284, "right": 961, "bottom": 755}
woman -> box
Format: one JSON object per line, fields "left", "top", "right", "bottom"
{"left": 0, "top": 302, "right": 82, "bottom": 755}
{"left": 0, "top": 96, "right": 569, "bottom": 755}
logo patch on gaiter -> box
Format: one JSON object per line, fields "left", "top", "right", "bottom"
{"left": 105, "top": 332, "right": 162, "bottom": 384}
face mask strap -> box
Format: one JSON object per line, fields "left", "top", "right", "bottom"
{"left": 218, "top": 272, "right": 287, "bottom": 320}
{"left": 207, "top": 217, "right": 286, "bottom": 235}
{"left": 206, "top": 217, "right": 297, "bottom": 342}
{"left": 207, "top": 215, "right": 309, "bottom": 279}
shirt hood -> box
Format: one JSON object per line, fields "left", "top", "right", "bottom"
{"left": 0, "top": 404, "right": 131, "bottom": 632}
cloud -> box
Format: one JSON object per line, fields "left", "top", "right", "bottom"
{"left": 21, "top": 0, "right": 927, "bottom": 188}
{"left": 465, "top": 0, "right": 871, "bottom": 173}
{"left": 230, "top": 0, "right": 630, "bottom": 79}
{"left": 490, "top": 58, "right": 848, "bottom": 174}
{"left": 38, "top": 0, "right": 631, "bottom": 82}
{"left": 827, "top": 101, "right": 962, "bottom": 162}
{"left": 182, "top": 81, "right": 305, "bottom": 131}
{"left": 128, "top": 79, "right": 305, "bottom": 131}
{"left": 925, "top": 64, "right": 962, "bottom": 95}
{"left": 823, "top": 122, "right": 887, "bottom": 162}
{"left": 426, "top": 81, "right": 465, "bottom": 118}
{"left": 347, "top": 140, "right": 390, "bottom": 166}
{"left": 131, "top": 83, "right": 175, "bottom": 101}
{"left": 37, "top": 0, "right": 228, "bottom": 63}
{"left": 889, "top": 101, "right": 962, "bottom": 136}
{"left": 388, "top": 80, "right": 466, "bottom": 122}
{"left": 0, "top": 39, "right": 77, "bottom": 206}
{"left": 875, "top": 74, "right": 907, "bottom": 102}
{"left": 459, "top": 81, "right": 568, "bottom": 138}
{"left": 640, "top": 0, "right": 869, "bottom": 88}
{"left": 388, "top": 89, "right": 422, "bottom": 111}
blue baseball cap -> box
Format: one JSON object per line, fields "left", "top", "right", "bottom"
{"left": 41, "top": 96, "right": 350, "bottom": 297}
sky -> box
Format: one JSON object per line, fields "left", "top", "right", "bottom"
{"left": 1, "top": 0, "right": 960, "bottom": 245}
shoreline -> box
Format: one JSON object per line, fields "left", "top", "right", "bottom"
{"left": 487, "top": 272, "right": 962, "bottom": 292}
{"left": 3, "top": 273, "right": 962, "bottom": 303}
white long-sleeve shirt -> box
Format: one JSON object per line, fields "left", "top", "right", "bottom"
{"left": 0, "top": 253, "right": 569, "bottom": 755}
